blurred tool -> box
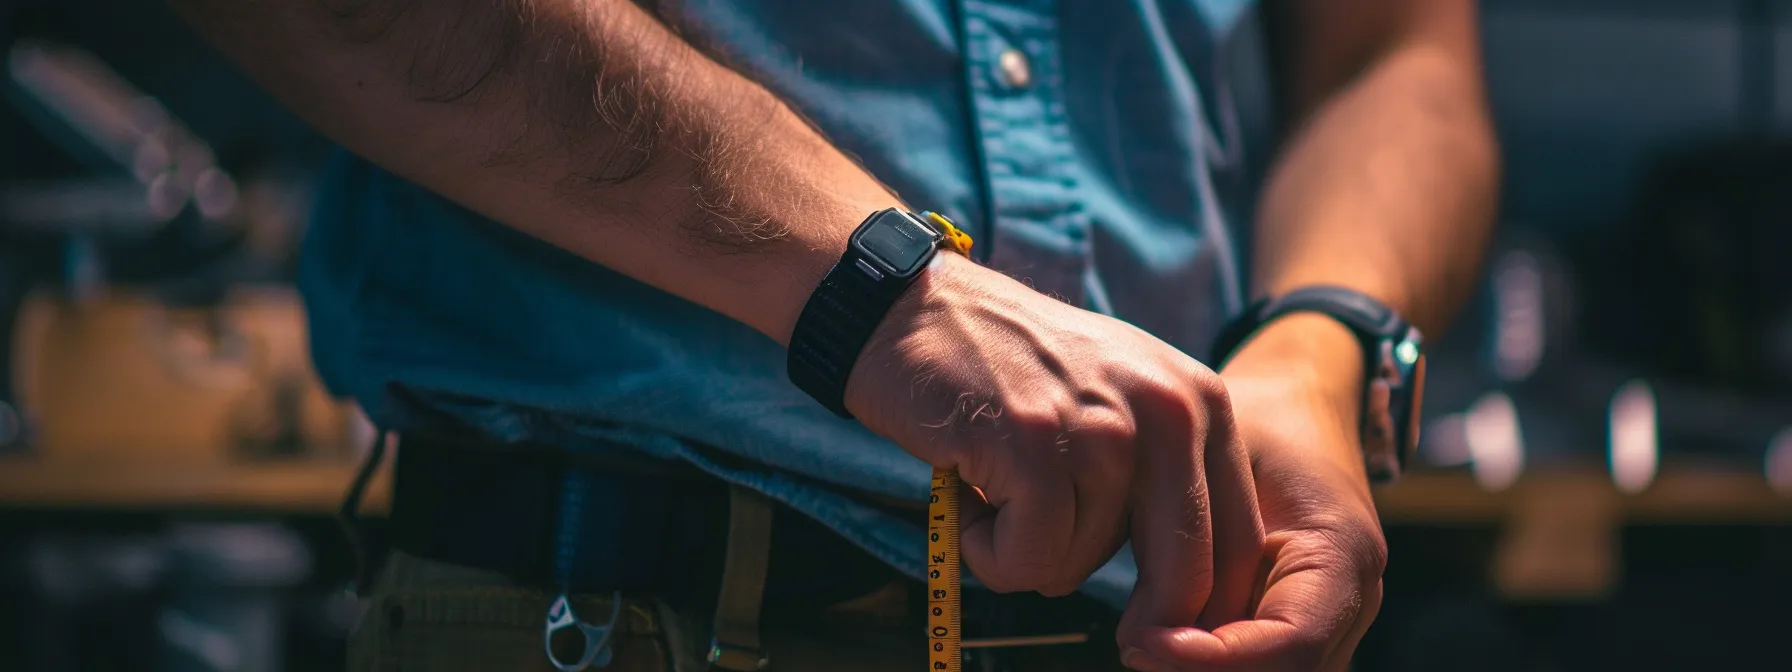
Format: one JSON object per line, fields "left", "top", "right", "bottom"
{"left": 1488, "top": 249, "right": 1548, "bottom": 383}
{"left": 2, "top": 39, "right": 251, "bottom": 460}
{"left": 1418, "top": 235, "right": 1584, "bottom": 485}
{"left": 10, "top": 524, "right": 310, "bottom": 672}
{"left": 159, "top": 523, "right": 311, "bottom": 672}
{"left": 1, "top": 41, "right": 349, "bottom": 463}
{"left": 17, "top": 533, "right": 169, "bottom": 671}
{"left": 12, "top": 288, "right": 359, "bottom": 465}
{"left": 5, "top": 40, "right": 244, "bottom": 299}
{"left": 1464, "top": 391, "right": 1524, "bottom": 492}
{"left": 0, "top": 258, "right": 26, "bottom": 453}
{"left": 1608, "top": 380, "right": 1658, "bottom": 494}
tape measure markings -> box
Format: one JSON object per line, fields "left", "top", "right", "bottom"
{"left": 927, "top": 467, "right": 962, "bottom": 672}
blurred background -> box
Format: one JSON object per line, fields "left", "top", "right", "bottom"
{"left": 0, "top": 0, "right": 1787, "bottom": 670}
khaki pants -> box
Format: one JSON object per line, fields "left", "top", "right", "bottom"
{"left": 348, "top": 550, "right": 1126, "bottom": 672}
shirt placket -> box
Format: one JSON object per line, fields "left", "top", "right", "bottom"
{"left": 960, "top": 0, "right": 1090, "bottom": 306}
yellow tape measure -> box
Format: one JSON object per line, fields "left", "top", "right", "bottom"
{"left": 927, "top": 467, "right": 962, "bottom": 672}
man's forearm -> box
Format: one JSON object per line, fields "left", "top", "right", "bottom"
{"left": 173, "top": 0, "right": 901, "bottom": 344}
{"left": 1226, "top": 0, "right": 1497, "bottom": 428}
{"left": 1251, "top": 2, "right": 1499, "bottom": 339}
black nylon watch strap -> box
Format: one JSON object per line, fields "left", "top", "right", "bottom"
{"left": 786, "top": 254, "right": 913, "bottom": 418}
{"left": 787, "top": 209, "right": 956, "bottom": 419}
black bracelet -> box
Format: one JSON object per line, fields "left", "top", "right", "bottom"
{"left": 1210, "top": 286, "right": 1426, "bottom": 484}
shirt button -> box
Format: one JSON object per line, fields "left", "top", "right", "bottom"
{"left": 997, "top": 49, "right": 1032, "bottom": 89}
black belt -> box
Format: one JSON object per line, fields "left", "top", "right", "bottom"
{"left": 342, "top": 432, "right": 1122, "bottom": 666}
{"left": 384, "top": 434, "right": 899, "bottom": 612}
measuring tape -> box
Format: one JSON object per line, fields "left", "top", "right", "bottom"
{"left": 927, "top": 467, "right": 962, "bottom": 672}
{"left": 924, "top": 213, "right": 969, "bottom": 671}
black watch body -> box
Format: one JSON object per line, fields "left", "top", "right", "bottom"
{"left": 786, "top": 208, "right": 959, "bottom": 418}
{"left": 1209, "top": 287, "right": 1427, "bottom": 484}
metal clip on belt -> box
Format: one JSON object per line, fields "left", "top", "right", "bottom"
{"left": 545, "top": 593, "right": 623, "bottom": 671}
{"left": 538, "top": 482, "right": 774, "bottom": 672}
{"left": 342, "top": 430, "right": 775, "bottom": 671}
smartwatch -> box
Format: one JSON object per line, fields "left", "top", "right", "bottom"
{"left": 786, "top": 208, "right": 973, "bottom": 418}
{"left": 1209, "top": 286, "right": 1427, "bottom": 484}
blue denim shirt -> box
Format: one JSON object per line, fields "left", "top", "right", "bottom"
{"left": 303, "top": 0, "right": 1257, "bottom": 609}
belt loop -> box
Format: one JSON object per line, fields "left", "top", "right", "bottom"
{"left": 707, "top": 486, "right": 773, "bottom": 671}
{"left": 338, "top": 428, "right": 391, "bottom": 596}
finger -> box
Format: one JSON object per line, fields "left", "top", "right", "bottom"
{"left": 958, "top": 482, "right": 999, "bottom": 579}
{"left": 1115, "top": 391, "right": 1215, "bottom": 644}
{"left": 1047, "top": 409, "right": 1136, "bottom": 596}
{"left": 959, "top": 453, "right": 1077, "bottom": 593}
{"left": 1128, "top": 545, "right": 1372, "bottom": 671}
{"left": 1194, "top": 400, "right": 1265, "bottom": 629}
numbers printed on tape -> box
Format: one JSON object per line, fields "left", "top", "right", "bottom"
{"left": 927, "top": 468, "right": 961, "bottom": 672}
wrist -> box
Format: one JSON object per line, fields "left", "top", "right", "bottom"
{"left": 1218, "top": 311, "right": 1364, "bottom": 431}
{"left": 759, "top": 197, "right": 908, "bottom": 346}
{"left": 856, "top": 250, "right": 975, "bottom": 351}
{"left": 785, "top": 208, "right": 979, "bottom": 417}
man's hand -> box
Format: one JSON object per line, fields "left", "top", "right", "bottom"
{"left": 844, "top": 253, "right": 1267, "bottom": 632}
{"left": 1119, "top": 313, "right": 1386, "bottom": 672}
{"left": 1135, "top": 0, "right": 1497, "bottom": 658}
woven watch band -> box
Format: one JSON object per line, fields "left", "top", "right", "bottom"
{"left": 786, "top": 251, "right": 914, "bottom": 418}
{"left": 786, "top": 210, "right": 971, "bottom": 419}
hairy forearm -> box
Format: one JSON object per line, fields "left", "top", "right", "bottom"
{"left": 172, "top": 0, "right": 899, "bottom": 343}
{"left": 1252, "top": 41, "right": 1499, "bottom": 339}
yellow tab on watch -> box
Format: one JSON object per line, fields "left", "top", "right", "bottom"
{"left": 923, "top": 211, "right": 974, "bottom": 256}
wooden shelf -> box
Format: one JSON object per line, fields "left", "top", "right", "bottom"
{"left": 1373, "top": 467, "right": 1792, "bottom": 524}
{"left": 0, "top": 456, "right": 388, "bottom": 512}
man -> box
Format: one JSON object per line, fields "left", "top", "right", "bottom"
{"left": 176, "top": 0, "right": 1497, "bottom": 670}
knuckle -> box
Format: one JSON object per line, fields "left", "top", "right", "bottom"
{"left": 1068, "top": 407, "right": 1136, "bottom": 473}
{"left": 1188, "top": 370, "right": 1232, "bottom": 416}
{"left": 1361, "top": 537, "right": 1390, "bottom": 583}
{"left": 1135, "top": 366, "right": 1232, "bottom": 437}
{"left": 1335, "top": 523, "right": 1388, "bottom": 585}
{"left": 1306, "top": 512, "right": 1388, "bottom": 585}
{"left": 1181, "top": 357, "right": 1223, "bottom": 392}
{"left": 1073, "top": 403, "right": 1134, "bottom": 443}
{"left": 1003, "top": 402, "right": 1063, "bottom": 444}
{"left": 1137, "top": 368, "right": 1189, "bottom": 406}
{"left": 1133, "top": 375, "right": 1203, "bottom": 431}
{"left": 1162, "top": 356, "right": 1231, "bottom": 415}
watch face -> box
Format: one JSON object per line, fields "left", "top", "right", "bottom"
{"left": 854, "top": 211, "right": 938, "bottom": 276}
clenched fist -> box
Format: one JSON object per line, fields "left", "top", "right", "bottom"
{"left": 843, "top": 252, "right": 1267, "bottom": 633}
